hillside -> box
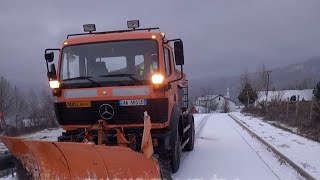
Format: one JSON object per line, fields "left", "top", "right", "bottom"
{"left": 189, "top": 58, "right": 320, "bottom": 103}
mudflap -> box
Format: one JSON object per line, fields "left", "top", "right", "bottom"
{"left": 0, "top": 136, "right": 161, "bottom": 180}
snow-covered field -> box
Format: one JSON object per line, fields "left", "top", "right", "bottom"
{"left": 230, "top": 112, "right": 320, "bottom": 179}
{"left": 0, "top": 128, "right": 63, "bottom": 154}
{"left": 1, "top": 113, "right": 316, "bottom": 179}
{"left": 0, "top": 128, "right": 63, "bottom": 179}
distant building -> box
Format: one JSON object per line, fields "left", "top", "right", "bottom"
{"left": 257, "top": 89, "right": 314, "bottom": 103}
{"left": 194, "top": 88, "right": 237, "bottom": 112}
{"left": 189, "top": 106, "right": 207, "bottom": 113}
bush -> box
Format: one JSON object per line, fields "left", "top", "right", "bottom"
{"left": 312, "top": 82, "right": 320, "bottom": 123}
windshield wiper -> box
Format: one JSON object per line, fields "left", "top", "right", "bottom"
{"left": 98, "top": 74, "right": 143, "bottom": 85}
{"left": 62, "top": 76, "right": 102, "bottom": 87}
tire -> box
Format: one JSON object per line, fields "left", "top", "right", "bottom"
{"left": 184, "top": 115, "right": 195, "bottom": 151}
{"left": 158, "top": 158, "right": 173, "bottom": 180}
{"left": 169, "top": 122, "right": 181, "bottom": 173}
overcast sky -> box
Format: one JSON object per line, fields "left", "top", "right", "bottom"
{"left": 1, "top": 0, "right": 320, "bottom": 87}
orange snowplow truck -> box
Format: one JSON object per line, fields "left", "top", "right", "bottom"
{"left": 0, "top": 21, "right": 195, "bottom": 179}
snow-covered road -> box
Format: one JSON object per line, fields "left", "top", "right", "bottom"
{"left": 1, "top": 113, "right": 305, "bottom": 180}
{"left": 173, "top": 113, "right": 303, "bottom": 180}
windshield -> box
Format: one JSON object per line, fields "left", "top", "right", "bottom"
{"left": 60, "top": 40, "right": 158, "bottom": 87}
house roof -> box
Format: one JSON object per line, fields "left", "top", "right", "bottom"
{"left": 195, "top": 95, "right": 219, "bottom": 101}
{"left": 212, "top": 95, "right": 237, "bottom": 104}
{"left": 257, "top": 89, "right": 314, "bottom": 102}
{"left": 195, "top": 94, "right": 236, "bottom": 104}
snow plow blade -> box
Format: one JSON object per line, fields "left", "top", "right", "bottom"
{"left": 0, "top": 136, "right": 161, "bottom": 180}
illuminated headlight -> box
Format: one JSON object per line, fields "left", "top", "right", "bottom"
{"left": 151, "top": 74, "right": 164, "bottom": 84}
{"left": 49, "top": 80, "right": 60, "bottom": 89}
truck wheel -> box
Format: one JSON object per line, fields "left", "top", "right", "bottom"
{"left": 169, "top": 123, "right": 181, "bottom": 173}
{"left": 158, "top": 158, "right": 173, "bottom": 180}
{"left": 184, "top": 116, "right": 195, "bottom": 151}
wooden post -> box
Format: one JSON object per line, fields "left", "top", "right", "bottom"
{"left": 265, "top": 71, "right": 271, "bottom": 112}
{"left": 286, "top": 98, "right": 289, "bottom": 120}
{"left": 310, "top": 99, "right": 314, "bottom": 121}
{"left": 247, "top": 91, "right": 249, "bottom": 108}
{"left": 295, "top": 95, "right": 299, "bottom": 124}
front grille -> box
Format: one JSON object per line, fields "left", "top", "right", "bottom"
{"left": 54, "top": 98, "right": 168, "bottom": 125}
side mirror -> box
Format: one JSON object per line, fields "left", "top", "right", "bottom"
{"left": 174, "top": 41, "right": 184, "bottom": 65}
{"left": 45, "top": 52, "right": 54, "bottom": 62}
{"left": 47, "top": 64, "right": 57, "bottom": 79}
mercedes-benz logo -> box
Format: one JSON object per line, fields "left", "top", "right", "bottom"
{"left": 99, "top": 104, "right": 115, "bottom": 120}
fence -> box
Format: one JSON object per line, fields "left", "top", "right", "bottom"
{"left": 266, "top": 97, "right": 314, "bottom": 127}
{"left": 244, "top": 97, "right": 320, "bottom": 142}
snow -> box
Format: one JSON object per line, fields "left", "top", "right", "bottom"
{"left": 0, "top": 128, "right": 63, "bottom": 154}
{"left": 230, "top": 112, "right": 320, "bottom": 179}
{"left": 174, "top": 113, "right": 303, "bottom": 180}
{"left": 266, "top": 120, "right": 299, "bottom": 134}
{"left": 1, "top": 114, "right": 313, "bottom": 179}
{"left": 0, "top": 144, "right": 6, "bottom": 154}
{"left": 0, "top": 173, "right": 17, "bottom": 180}
{"left": 19, "top": 128, "right": 63, "bottom": 141}
{"left": 257, "top": 89, "right": 314, "bottom": 102}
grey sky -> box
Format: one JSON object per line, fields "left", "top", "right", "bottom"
{"left": 0, "top": 0, "right": 320, "bottom": 87}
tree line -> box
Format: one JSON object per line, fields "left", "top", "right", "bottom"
{"left": 0, "top": 76, "right": 57, "bottom": 135}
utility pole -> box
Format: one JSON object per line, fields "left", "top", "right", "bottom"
{"left": 265, "top": 70, "right": 272, "bottom": 112}
{"left": 247, "top": 90, "right": 249, "bottom": 108}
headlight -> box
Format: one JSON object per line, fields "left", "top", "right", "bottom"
{"left": 49, "top": 80, "right": 60, "bottom": 89}
{"left": 151, "top": 74, "right": 164, "bottom": 84}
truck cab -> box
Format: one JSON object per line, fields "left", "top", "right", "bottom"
{"left": 45, "top": 21, "right": 194, "bottom": 173}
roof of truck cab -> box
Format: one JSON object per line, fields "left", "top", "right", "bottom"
{"left": 63, "top": 31, "right": 165, "bottom": 46}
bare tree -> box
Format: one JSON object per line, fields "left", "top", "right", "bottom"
{"left": 27, "top": 89, "right": 41, "bottom": 127}
{"left": 0, "top": 77, "right": 14, "bottom": 125}
{"left": 270, "top": 91, "right": 285, "bottom": 102}
{"left": 38, "top": 90, "right": 57, "bottom": 128}
{"left": 200, "top": 87, "right": 215, "bottom": 113}
{"left": 200, "top": 87, "right": 214, "bottom": 97}
{"left": 255, "top": 64, "right": 268, "bottom": 91}
{"left": 0, "top": 76, "right": 58, "bottom": 135}
{"left": 208, "top": 100, "right": 219, "bottom": 112}
{"left": 13, "top": 86, "right": 28, "bottom": 132}
{"left": 240, "top": 68, "right": 251, "bottom": 89}
{"left": 222, "top": 100, "right": 230, "bottom": 113}
{"left": 295, "top": 78, "right": 313, "bottom": 90}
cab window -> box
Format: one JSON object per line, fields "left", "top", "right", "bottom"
{"left": 163, "top": 48, "right": 172, "bottom": 76}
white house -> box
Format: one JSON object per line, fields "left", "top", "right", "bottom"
{"left": 257, "top": 89, "right": 314, "bottom": 103}
{"left": 189, "top": 106, "right": 207, "bottom": 113}
{"left": 194, "top": 89, "right": 237, "bottom": 112}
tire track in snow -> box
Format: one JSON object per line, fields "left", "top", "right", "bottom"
{"left": 228, "top": 116, "right": 281, "bottom": 180}
{"left": 180, "top": 114, "right": 211, "bottom": 164}
{"left": 195, "top": 114, "right": 211, "bottom": 139}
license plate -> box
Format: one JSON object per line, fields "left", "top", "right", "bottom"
{"left": 66, "top": 102, "right": 91, "bottom": 108}
{"left": 119, "top": 99, "right": 147, "bottom": 106}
